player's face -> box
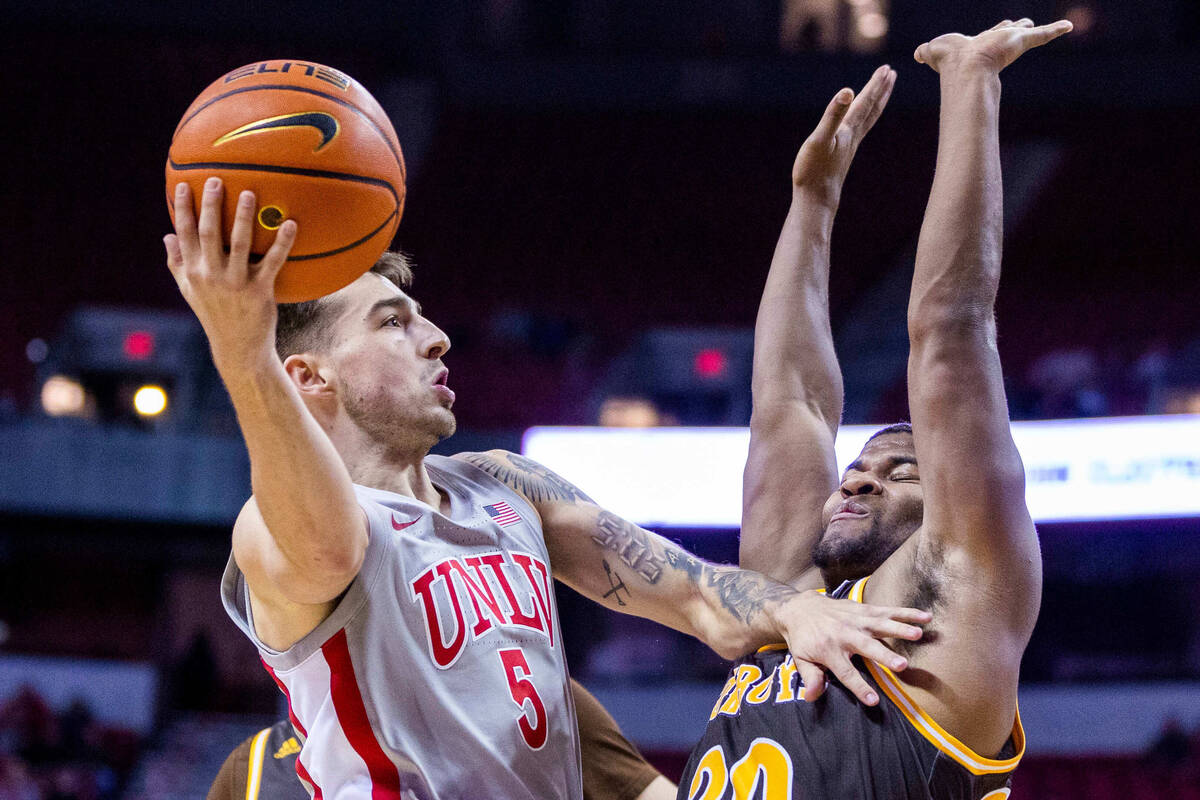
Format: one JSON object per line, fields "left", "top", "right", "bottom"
{"left": 324, "top": 273, "right": 456, "bottom": 448}
{"left": 813, "top": 433, "right": 923, "bottom": 587}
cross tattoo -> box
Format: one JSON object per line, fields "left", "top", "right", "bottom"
{"left": 602, "top": 560, "right": 630, "bottom": 606}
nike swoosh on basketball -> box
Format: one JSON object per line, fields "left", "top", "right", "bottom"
{"left": 212, "top": 112, "right": 340, "bottom": 151}
{"left": 392, "top": 513, "right": 422, "bottom": 531}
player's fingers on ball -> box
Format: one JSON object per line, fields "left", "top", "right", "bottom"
{"left": 257, "top": 219, "right": 297, "bottom": 285}
{"left": 171, "top": 183, "right": 200, "bottom": 261}
{"left": 197, "top": 177, "right": 226, "bottom": 270}
{"left": 228, "top": 190, "right": 257, "bottom": 267}
{"left": 163, "top": 234, "right": 184, "bottom": 278}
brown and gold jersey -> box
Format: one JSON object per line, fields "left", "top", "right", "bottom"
{"left": 677, "top": 578, "right": 1024, "bottom": 800}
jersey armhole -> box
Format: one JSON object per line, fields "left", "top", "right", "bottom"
{"left": 850, "top": 576, "right": 1026, "bottom": 777}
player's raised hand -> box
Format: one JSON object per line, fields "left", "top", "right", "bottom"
{"left": 164, "top": 178, "right": 297, "bottom": 368}
{"left": 772, "top": 591, "right": 930, "bottom": 706}
{"left": 792, "top": 64, "right": 896, "bottom": 206}
{"left": 914, "top": 18, "right": 1072, "bottom": 76}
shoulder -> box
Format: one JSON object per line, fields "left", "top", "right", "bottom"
{"left": 451, "top": 450, "right": 595, "bottom": 507}
{"left": 451, "top": 448, "right": 514, "bottom": 471}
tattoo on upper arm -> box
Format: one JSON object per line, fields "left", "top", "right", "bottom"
{"left": 462, "top": 452, "right": 595, "bottom": 505}
{"left": 591, "top": 510, "right": 794, "bottom": 623}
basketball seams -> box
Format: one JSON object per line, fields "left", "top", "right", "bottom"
{"left": 173, "top": 84, "right": 405, "bottom": 180}
{"left": 165, "top": 159, "right": 400, "bottom": 203}
{"left": 273, "top": 211, "right": 398, "bottom": 262}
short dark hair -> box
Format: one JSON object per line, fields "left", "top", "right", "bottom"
{"left": 274, "top": 251, "right": 414, "bottom": 360}
{"left": 866, "top": 421, "right": 913, "bottom": 443}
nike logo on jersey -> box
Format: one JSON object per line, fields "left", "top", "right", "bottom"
{"left": 212, "top": 112, "right": 340, "bottom": 151}
{"left": 392, "top": 513, "right": 422, "bottom": 531}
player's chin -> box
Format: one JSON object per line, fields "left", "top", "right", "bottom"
{"left": 432, "top": 409, "right": 457, "bottom": 440}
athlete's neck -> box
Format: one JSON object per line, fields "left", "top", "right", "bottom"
{"left": 349, "top": 457, "right": 447, "bottom": 512}
{"left": 323, "top": 413, "right": 448, "bottom": 512}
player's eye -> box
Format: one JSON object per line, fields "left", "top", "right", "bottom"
{"left": 890, "top": 472, "right": 918, "bottom": 481}
{"left": 383, "top": 315, "right": 402, "bottom": 328}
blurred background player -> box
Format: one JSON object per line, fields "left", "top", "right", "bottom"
{"left": 680, "top": 18, "right": 1071, "bottom": 798}
{"left": 207, "top": 679, "right": 674, "bottom": 800}
{"left": 161, "top": 161, "right": 927, "bottom": 795}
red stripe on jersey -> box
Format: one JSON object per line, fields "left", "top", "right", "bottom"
{"left": 322, "top": 628, "right": 404, "bottom": 799}
{"left": 295, "top": 754, "right": 324, "bottom": 800}
{"left": 262, "top": 659, "right": 322, "bottom": 797}
{"left": 261, "top": 658, "right": 309, "bottom": 739}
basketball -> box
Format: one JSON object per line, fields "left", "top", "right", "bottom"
{"left": 165, "top": 60, "right": 405, "bottom": 303}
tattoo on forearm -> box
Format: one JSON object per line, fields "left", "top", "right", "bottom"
{"left": 601, "top": 560, "right": 630, "bottom": 606}
{"left": 462, "top": 452, "right": 595, "bottom": 504}
{"left": 702, "top": 568, "right": 795, "bottom": 624}
{"left": 664, "top": 547, "right": 705, "bottom": 582}
{"left": 593, "top": 510, "right": 666, "bottom": 582}
{"left": 589, "top": 510, "right": 794, "bottom": 624}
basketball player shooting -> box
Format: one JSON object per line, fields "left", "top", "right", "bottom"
{"left": 161, "top": 146, "right": 929, "bottom": 797}
{"left": 680, "top": 19, "right": 1072, "bottom": 799}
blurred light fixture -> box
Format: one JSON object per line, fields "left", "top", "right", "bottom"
{"left": 123, "top": 330, "right": 155, "bottom": 361}
{"left": 693, "top": 348, "right": 728, "bottom": 379}
{"left": 133, "top": 385, "right": 168, "bottom": 417}
{"left": 42, "top": 375, "right": 87, "bottom": 417}
{"left": 857, "top": 11, "right": 888, "bottom": 39}
{"left": 25, "top": 338, "right": 48, "bottom": 364}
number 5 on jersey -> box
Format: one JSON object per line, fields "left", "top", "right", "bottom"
{"left": 498, "top": 648, "right": 548, "bottom": 749}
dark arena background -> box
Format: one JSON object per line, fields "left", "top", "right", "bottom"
{"left": 2, "top": 1, "right": 1199, "bottom": 798}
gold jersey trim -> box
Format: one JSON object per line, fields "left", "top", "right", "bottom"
{"left": 850, "top": 576, "right": 1026, "bottom": 776}
{"left": 245, "top": 726, "right": 272, "bottom": 800}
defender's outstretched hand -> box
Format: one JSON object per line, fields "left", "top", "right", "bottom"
{"left": 770, "top": 591, "right": 931, "bottom": 705}
{"left": 792, "top": 64, "right": 896, "bottom": 205}
{"left": 163, "top": 178, "right": 297, "bottom": 367}
{"left": 914, "top": 18, "right": 1072, "bottom": 75}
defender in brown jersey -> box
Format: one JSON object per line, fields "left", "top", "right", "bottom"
{"left": 680, "top": 18, "right": 1073, "bottom": 800}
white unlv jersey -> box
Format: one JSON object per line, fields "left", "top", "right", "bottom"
{"left": 221, "top": 455, "right": 583, "bottom": 800}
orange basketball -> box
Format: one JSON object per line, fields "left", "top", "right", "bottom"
{"left": 165, "top": 60, "right": 405, "bottom": 303}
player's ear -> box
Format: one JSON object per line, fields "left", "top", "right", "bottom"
{"left": 284, "top": 353, "right": 334, "bottom": 397}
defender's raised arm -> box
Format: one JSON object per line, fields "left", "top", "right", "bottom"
{"left": 742, "top": 66, "right": 895, "bottom": 587}
{"left": 869, "top": 18, "right": 1071, "bottom": 755}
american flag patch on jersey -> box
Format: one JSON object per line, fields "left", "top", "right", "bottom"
{"left": 484, "top": 501, "right": 521, "bottom": 527}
